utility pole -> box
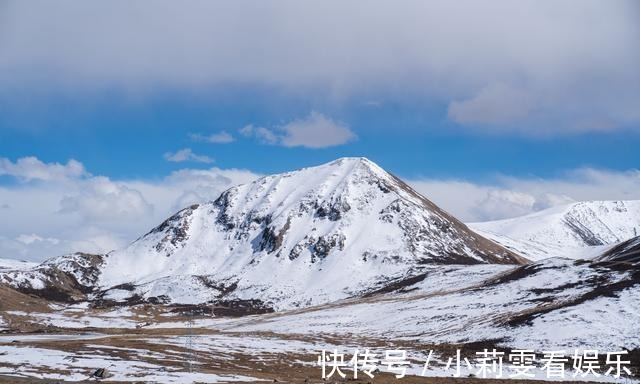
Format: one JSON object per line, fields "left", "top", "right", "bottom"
{"left": 185, "top": 308, "right": 196, "bottom": 373}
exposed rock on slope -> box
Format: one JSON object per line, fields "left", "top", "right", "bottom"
{"left": 0, "top": 158, "right": 525, "bottom": 309}
{"left": 95, "top": 157, "right": 524, "bottom": 308}
{"left": 595, "top": 235, "right": 640, "bottom": 265}
{"left": 0, "top": 253, "right": 104, "bottom": 302}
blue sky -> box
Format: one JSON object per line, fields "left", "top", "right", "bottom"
{"left": 1, "top": 0, "right": 638, "bottom": 182}
{"left": 0, "top": 0, "right": 639, "bottom": 260}
{"left": 2, "top": 89, "right": 639, "bottom": 182}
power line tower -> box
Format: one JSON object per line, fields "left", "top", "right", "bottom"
{"left": 183, "top": 276, "right": 216, "bottom": 375}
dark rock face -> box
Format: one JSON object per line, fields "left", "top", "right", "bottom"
{"left": 91, "top": 367, "right": 112, "bottom": 379}
{"left": 315, "top": 199, "right": 351, "bottom": 221}
{"left": 145, "top": 204, "right": 199, "bottom": 256}
{"left": 564, "top": 219, "right": 605, "bottom": 246}
{"left": 595, "top": 236, "right": 640, "bottom": 265}
{"left": 311, "top": 234, "right": 346, "bottom": 263}
{"left": 288, "top": 242, "right": 306, "bottom": 261}
{"left": 285, "top": 233, "right": 346, "bottom": 263}
{"left": 256, "top": 218, "right": 290, "bottom": 254}
{"left": 214, "top": 189, "right": 237, "bottom": 231}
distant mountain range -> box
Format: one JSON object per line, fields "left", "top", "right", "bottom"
{"left": 0, "top": 158, "right": 638, "bottom": 315}
{"left": 470, "top": 200, "right": 640, "bottom": 260}
{"left": 0, "top": 258, "right": 36, "bottom": 271}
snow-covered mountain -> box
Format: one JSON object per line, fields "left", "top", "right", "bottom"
{"left": 0, "top": 258, "right": 37, "bottom": 271}
{"left": 4, "top": 159, "right": 640, "bottom": 312}
{"left": 232, "top": 256, "right": 640, "bottom": 354}
{"left": 1, "top": 158, "right": 639, "bottom": 377}
{"left": 95, "top": 157, "right": 524, "bottom": 308}
{"left": 0, "top": 157, "right": 525, "bottom": 310}
{"left": 0, "top": 253, "right": 104, "bottom": 302}
{"left": 469, "top": 200, "right": 640, "bottom": 260}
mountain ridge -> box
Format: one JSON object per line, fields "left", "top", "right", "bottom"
{"left": 1, "top": 157, "right": 526, "bottom": 309}
{"left": 469, "top": 199, "right": 640, "bottom": 260}
{"left": 99, "top": 157, "right": 524, "bottom": 283}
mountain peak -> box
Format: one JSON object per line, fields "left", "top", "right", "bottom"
{"left": 327, "top": 156, "right": 373, "bottom": 164}
{"left": 470, "top": 199, "right": 640, "bottom": 260}
{"left": 325, "top": 156, "right": 379, "bottom": 170}
{"left": 286, "top": 156, "right": 387, "bottom": 182}
{"left": 97, "top": 157, "right": 525, "bottom": 307}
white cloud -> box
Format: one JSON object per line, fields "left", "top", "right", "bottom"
{"left": 16, "top": 234, "right": 60, "bottom": 246}
{"left": 59, "top": 176, "right": 153, "bottom": 223}
{"left": 448, "top": 83, "right": 535, "bottom": 125}
{"left": 1, "top": 1, "right": 637, "bottom": 133}
{"left": 0, "top": 231, "right": 123, "bottom": 261}
{"left": 497, "top": 168, "right": 640, "bottom": 203}
{"left": 0, "top": 156, "right": 260, "bottom": 261}
{"left": 0, "top": 156, "right": 86, "bottom": 181}
{"left": 152, "top": 167, "right": 260, "bottom": 212}
{"left": 280, "top": 111, "right": 355, "bottom": 148}
{"left": 239, "top": 124, "right": 279, "bottom": 145}
{"left": 409, "top": 168, "right": 640, "bottom": 222}
{"left": 239, "top": 112, "right": 355, "bottom": 148}
{"left": 471, "top": 190, "right": 574, "bottom": 221}
{"left": 190, "top": 131, "right": 234, "bottom": 144}
{"left": 163, "top": 148, "right": 213, "bottom": 163}
{"left": 408, "top": 180, "right": 538, "bottom": 222}
{"left": 2, "top": 154, "right": 640, "bottom": 262}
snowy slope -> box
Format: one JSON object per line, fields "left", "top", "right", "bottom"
{"left": 94, "top": 157, "right": 524, "bottom": 308}
{"left": 230, "top": 256, "right": 640, "bottom": 353}
{"left": 0, "top": 258, "right": 37, "bottom": 271}
{"left": 469, "top": 200, "right": 640, "bottom": 260}
{"left": 0, "top": 253, "right": 103, "bottom": 302}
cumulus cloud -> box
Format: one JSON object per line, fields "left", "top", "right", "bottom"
{"left": 0, "top": 156, "right": 260, "bottom": 261}
{"left": 2, "top": 154, "right": 640, "bottom": 262}
{"left": 497, "top": 168, "right": 640, "bottom": 203}
{"left": 1, "top": 1, "right": 637, "bottom": 133}
{"left": 59, "top": 176, "right": 153, "bottom": 222}
{"left": 471, "top": 190, "right": 574, "bottom": 221}
{"left": 153, "top": 167, "right": 260, "bottom": 211}
{"left": 409, "top": 168, "right": 640, "bottom": 222}
{"left": 163, "top": 148, "right": 213, "bottom": 163}
{"left": 190, "top": 131, "right": 234, "bottom": 144}
{"left": 0, "top": 156, "right": 86, "bottom": 181}
{"left": 239, "top": 112, "right": 355, "bottom": 148}
{"left": 239, "top": 125, "right": 279, "bottom": 145}
{"left": 407, "top": 180, "right": 540, "bottom": 222}
{"left": 280, "top": 111, "right": 355, "bottom": 148}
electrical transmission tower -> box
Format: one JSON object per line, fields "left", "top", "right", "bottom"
{"left": 184, "top": 308, "right": 196, "bottom": 373}
{"left": 183, "top": 270, "right": 216, "bottom": 375}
